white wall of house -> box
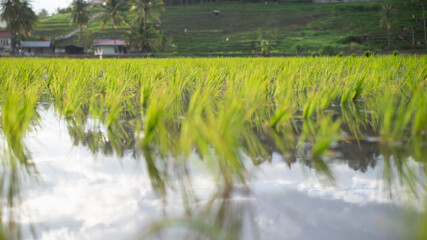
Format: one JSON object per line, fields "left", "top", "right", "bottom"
{"left": 94, "top": 46, "right": 116, "bottom": 55}
{"left": 0, "top": 37, "right": 12, "bottom": 51}
{"left": 55, "top": 48, "right": 66, "bottom": 54}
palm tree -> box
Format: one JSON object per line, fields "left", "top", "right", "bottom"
{"left": 380, "top": 4, "right": 393, "bottom": 49}
{"left": 0, "top": 0, "right": 37, "bottom": 53}
{"left": 99, "top": 0, "right": 128, "bottom": 54}
{"left": 129, "top": 0, "right": 163, "bottom": 31}
{"left": 70, "top": 0, "right": 90, "bottom": 46}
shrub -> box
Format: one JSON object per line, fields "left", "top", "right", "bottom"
{"left": 364, "top": 50, "right": 372, "bottom": 58}
{"left": 351, "top": 53, "right": 356, "bottom": 57}
{"left": 295, "top": 44, "right": 303, "bottom": 56}
{"left": 260, "top": 40, "right": 273, "bottom": 57}
{"left": 311, "top": 52, "right": 317, "bottom": 57}
{"left": 319, "top": 45, "right": 336, "bottom": 56}
{"left": 337, "top": 52, "right": 343, "bottom": 57}
{"left": 393, "top": 50, "right": 399, "bottom": 56}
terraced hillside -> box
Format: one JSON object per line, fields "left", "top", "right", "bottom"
{"left": 33, "top": 1, "right": 426, "bottom": 55}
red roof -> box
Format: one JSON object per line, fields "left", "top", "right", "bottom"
{"left": 0, "top": 28, "right": 12, "bottom": 38}
{"left": 94, "top": 40, "right": 125, "bottom": 46}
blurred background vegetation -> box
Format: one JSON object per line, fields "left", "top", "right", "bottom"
{"left": 24, "top": 0, "right": 427, "bottom": 56}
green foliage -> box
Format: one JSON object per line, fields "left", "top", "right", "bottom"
{"left": 127, "top": 0, "right": 170, "bottom": 53}
{"left": 311, "top": 51, "right": 317, "bottom": 57}
{"left": 130, "top": 0, "right": 164, "bottom": 30}
{"left": 364, "top": 50, "right": 372, "bottom": 57}
{"left": 337, "top": 52, "right": 343, "bottom": 57}
{"left": 0, "top": 0, "right": 37, "bottom": 45}
{"left": 393, "top": 50, "right": 399, "bottom": 56}
{"left": 380, "top": 4, "right": 393, "bottom": 30}
{"left": 260, "top": 39, "right": 273, "bottom": 56}
{"left": 99, "top": 0, "right": 129, "bottom": 29}
{"left": 380, "top": 4, "right": 393, "bottom": 48}
{"left": 33, "top": 1, "right": 426, "bottom": 54}
{"left": 70, "top": 0, "right": 89, "bottom": 27}
{"left": 56, "top": 6, "right": 72, "bottom": 14}
{"left": 295, "top": 44, "right": 303, "bottom": 55}
{"left": 0, "top": 56, "right": 426, "bottom": 239}
{"left": 37, "top": 9, "right": 49, "bottom": 19}
{"left": 319, "top": 45, "right": 336, "bottom": 56}
{"left": 70, "top": 0, "right": 90, "bottom": 45}
{"left": 300, "top": 116, "right": 342, "bottom": 158}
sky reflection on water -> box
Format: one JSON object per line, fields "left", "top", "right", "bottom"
{"left": 15, "top": 108, "right": 421, "bottom": 240}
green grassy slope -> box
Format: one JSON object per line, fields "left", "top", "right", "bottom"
{"left": 33, "top": 1, "right": 426, "bottom": 55}
{"left": 36, "top": 13, "right": 74, "bottom": 37}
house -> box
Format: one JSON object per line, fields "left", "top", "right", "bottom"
{"left": 55, "top": 47, "right": 66, "bottom": 54}
{"left": 65, "top": 44, "right": 84, "bottom": 54}
{"left": 0, "top": 27, "right": 12, "bottom": 55}
{"left": 20, "top": 41, "right": 55, "bottom": 56}
{"left": 94, "top": 40, "right": 127, "bottom": 56}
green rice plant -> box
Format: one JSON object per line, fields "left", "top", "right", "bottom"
{"left": 140, "top": 87, "right": 172, "bottom": 148}
{"left": 0, "top": 56, "right": 426, "bottom": 240}
{"left": 1, "top": 82, "right": 41, "bottom": 163}
{"left": 300, "top": 115, "right": 342, "bottom": 158}
{"left": 0, "top": 77, "right": 41, "bottom": 240}
{"left": 302, "top": 82, "right": 340, "bottom": 118}
{"left": 376, "top": 91, "right": 425, "bottom": 142}
{"left": 295, "top": 115, "right": 342, "bottom": 181}
{"left": 410, "top": 89, "right": 427, "bottom": 134}
{"left": 340, "top": 103, "right": 371, "bottom": 140}
{"left": 340, "top": 71, "right": 367, "bottom": 104}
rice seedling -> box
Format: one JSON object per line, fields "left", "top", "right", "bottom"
{"left": 0, "top": 55, "right": 426, "bottom": 240}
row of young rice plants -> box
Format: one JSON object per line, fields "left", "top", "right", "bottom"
{"left": 0, "top": 56, "right": 426, "bottom": 239}
{"left": 0, "top": 56, "right": 426, "bottom": 183}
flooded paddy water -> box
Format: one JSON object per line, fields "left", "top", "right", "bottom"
{"left": 0, "top": 57, "right": 426, "bottom": 239}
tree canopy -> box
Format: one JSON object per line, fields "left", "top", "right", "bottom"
{"left": 0, "top": 0, "right": 37, "bottom": 37}
{"left": 70, "top": 0, "right": 89, "bottom": 28}
{"left": 70, "top": 0, "right": 90, "bottom": 45}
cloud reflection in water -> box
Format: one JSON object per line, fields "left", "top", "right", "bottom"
{"left": 16, "top": 109, "right": 420, "bottom": 240}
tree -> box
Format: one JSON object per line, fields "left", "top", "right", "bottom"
{"left": 380, "top": 4, "right": 393, "bottom": 49}
{"left": 37, "top": 8, "right": 49, "bottom": 19}
{"left": 0, "top": 0, "right": 37, "bottom": 52}
{"left": 127, "top": 24, "right": 156, "bottom": 52}
{"left": 128, "top": 0, "right": 165, "bottom": 52}
{"left": 99, "top": 0, "right": 128, "bottom": 53}
{"left": 56, "top": 6, "right": 71, "bottom": 14}
{"left": 70, "top": 0, "right": 89, "bottom": 46}
{"left": 410, "top": 14, "right": 416, "bottom": 47}
{"left": 129, "top": 0, "right": 163, "bottom": 31}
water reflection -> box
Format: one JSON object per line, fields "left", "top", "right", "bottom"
{"left": 2, "top": 102, "right": 424, "bottom": 239}
{"left": 0, "top": 90, "right": 41, "bottom": 240}
{"left": 0, "top": 102, "right": 426, "bottom": 239}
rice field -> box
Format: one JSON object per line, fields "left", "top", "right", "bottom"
{"left": 0, "top": 56, "right": 426, "bottom": 239}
